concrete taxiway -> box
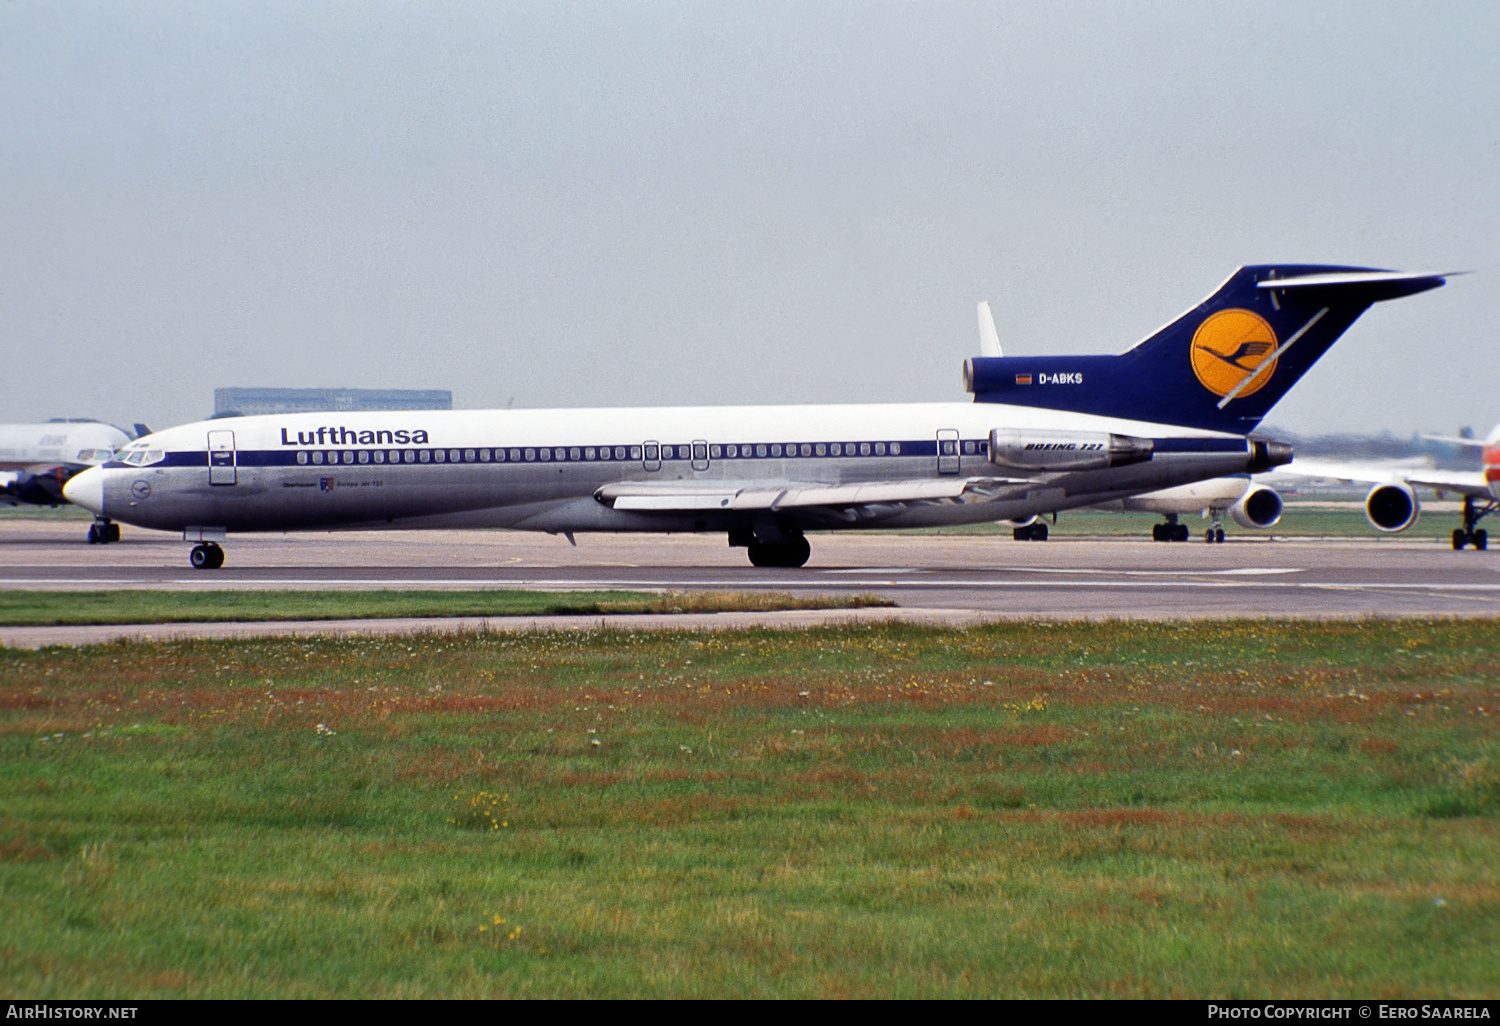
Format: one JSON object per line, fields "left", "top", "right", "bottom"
{"left": 2, "top": 521, "right": 1497, "bottom": 639}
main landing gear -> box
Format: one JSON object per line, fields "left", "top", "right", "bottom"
{"left": 1452, "top": 497, "right": 1495, "bottom": 551}
{"left": 189, "top": 542, "right": 225, "bottom": 569}
{"left": 1151, "top": 514, "right": 1190, "bottom": 543}
{"left": 86, "top": 518, "right": 120, "bottom": 544}
{"left": 731, "top": 524, "right": 812, "bottom": 568}
{"left": 1013, "top": 521, "right": 1049, "bottom": 541}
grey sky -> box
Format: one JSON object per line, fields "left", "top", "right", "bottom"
{"left": 2, "top": 1, "right": 1496, "bottom": 435}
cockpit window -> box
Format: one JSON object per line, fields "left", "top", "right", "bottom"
{"left": 124, "top": 450, "right": 165, "bottom": 466}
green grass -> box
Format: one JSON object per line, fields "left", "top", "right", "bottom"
{"left": 3, "top": 620, "right": 1498, "bottom": 997}
{"left": 0, "top": 589, "right": 892, "bottom": 627}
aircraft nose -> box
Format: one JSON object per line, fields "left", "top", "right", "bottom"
{"left": 63, "top": 465, "right": 105, "bottom": 515}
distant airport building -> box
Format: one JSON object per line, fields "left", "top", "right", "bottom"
{"left": 213, "top": 388, "right": 453, "bottom": 418}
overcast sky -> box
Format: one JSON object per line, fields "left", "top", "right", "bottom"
{"left": 2, "top": 1, "right": 1496, "bottom": 436}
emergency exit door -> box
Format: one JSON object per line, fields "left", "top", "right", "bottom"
{"left": 207, "top": 430, "right": 237, "bottom": 486}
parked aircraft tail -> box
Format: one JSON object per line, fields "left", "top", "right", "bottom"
{"left": 964, "top": 265, "right": 1448, "bottom": 432}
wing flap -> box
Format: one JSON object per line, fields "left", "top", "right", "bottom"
{"left": 598, "top": 477, "right": 993, "bottom": 513}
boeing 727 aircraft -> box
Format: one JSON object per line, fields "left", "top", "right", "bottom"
{"left": 64, "top": 265, "right": 1446, "bottom": 569}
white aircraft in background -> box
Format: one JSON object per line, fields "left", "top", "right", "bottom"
{"left": 1257, "top": 422, "right": 1500, "bottom": 550}
{"left": 1, "top": 419, "right": 146, "bottom": 542}
{"left": 63, "top": 265, "right": 1445, "bottom": 569}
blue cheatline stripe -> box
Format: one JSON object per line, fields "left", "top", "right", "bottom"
{"left": 108, "top": 434, "right": 1247, "bottom": 470}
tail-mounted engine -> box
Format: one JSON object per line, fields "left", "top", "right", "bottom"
{"left": 988, "top": 429, "right": 1153, "bottom": 472}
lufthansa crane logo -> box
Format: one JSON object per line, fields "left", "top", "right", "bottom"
{"left": 1189, "top": 309, "right": 1278, "bottom": 400}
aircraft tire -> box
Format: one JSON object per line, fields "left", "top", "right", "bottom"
{"left": 1172, "top": 524, "right": 1190, "bottom": 542}
{"left": 1204, "top": 529, "right": 1214, "bottom": 544}
{"left": 1215, "top": 528, "right": 1225, "bottom": 544}
{"left": 103, "top": 523, "right": 119, "bottom": 543}
{"left": 1029, "top": 523, "right": 1048, "bottom": 541}
{"left": 190, "top": 543, "right": 225, "bottom": 570}
{"left": 86, "top": 524, "right": 100, "bottom": 544}
{"left": 1476, "top": 530, "right": 1488, "bottom": 551}
{"left": 747, "top": 537, "right": 810, "bottom": 568}
{"left": 1453, "top": 529, "right": 1468, "bottom": 551}
{"left": 1152, "top": 524, "right": 1167, "bottom": 542}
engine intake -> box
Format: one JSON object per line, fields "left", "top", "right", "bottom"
{"left": 1366, "top": 482, "right": 1419, "bottom": 532}
{"left": 1230, "top": 486, "right": 1283, "bottom": 529}
{"left": 988, "top": 429, "right": 1153, "bottom": 472}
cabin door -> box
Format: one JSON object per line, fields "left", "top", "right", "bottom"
{"left": 207, "top": 430, "right": 237, "bottom": 486}
{"left": 936, "top": 429, "right": 960, "bottom": 475}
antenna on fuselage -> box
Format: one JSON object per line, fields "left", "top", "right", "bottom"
{"left": 977, "top": 301, "right": 1002, "bottom": 357}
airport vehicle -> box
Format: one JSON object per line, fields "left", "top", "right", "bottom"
{"left": 64, "top": 265, "right": 1445, "bottom": 569}
{"left": 1, "top": 419, "right": 142, "bottom": 542}
{"left": 1259, "top": 422, "right": 1500, "bottom": 549}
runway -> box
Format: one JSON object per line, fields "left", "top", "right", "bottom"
{"left": 3, "top": 521, "right": 1498, "bottom": 627}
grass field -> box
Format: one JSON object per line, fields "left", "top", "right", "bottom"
{"left": 3, "top": 620, "right": 1498, "bottom": 997}
{"left": 0, "top": 589, "right": 892, "bottom": 627}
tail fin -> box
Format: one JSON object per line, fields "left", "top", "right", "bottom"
{"left": 964, "top": 265, "right": 1447, "bottom": 432}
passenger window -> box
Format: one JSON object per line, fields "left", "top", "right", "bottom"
{"left": 524, "top": 449, "right": 535, "bottom": 461}
{"left": 419, "top": 450, "right": 431, "bottom": 463}
{"left": 297, "top": 452, "right": 308, "bottom": 465}
{"left": 511, "top": 449, "right": 521, "bottom": 462}
{"left": 374, "top": 451, "right": 385, "bottom": 464}
{"left": 403, "top": 450, "right": 414, "bottom": 463}
{"left": 709, "top": 444, "right": 721, "bottom": 459}
{"left": 860, "top": 443, "right": 871, "bottom": 456}
{"left": 693, "top": 442, "right": 707, "bottom": 460}
{"left": 962, "top": 441, "right": 975, "bottom": 455}
{"left": 756, "top": 444, "right": 767, "bottom": 457}
{"left": 644, "top": 444, "right": 658, "bottom": 461}
{"left": 598, "top": 447, "right": 610, "bottom": 461}
{"left": 570, "top": 447, "right": 581, "bottom": 461}
{"left": 479, "top": 449, "right": 490, "bottom": 462}
{"left": 800, "top": 443, "right": 811, "bottom": 456}
{"left": 771, "top": 444, "right": 782, "bottom": 457}
{"left": 465, "top": 449, "right": 475, "bottom": 462}
{"left": 830, "top": 443, "right": 841, "bottom": 456}
{"left": 312, "top": 452, "right": 324, "bottom": 464}
{"left": 815, "top": 443, "right": 826, "bottom": 456}
{"left": 450, "top": 449, "right": 460, "bottom": 462}
{"left": 434, "top": 450, "right": 446, "bottom": 463}
{"left": 617, "top": 447, "right": 629, "bottom": 460}
{"left": 891, "top": 442, "right": 901, "bottom": 455}
{"left": 726, "top": 444, "right": 738, "bottom": 458}
{"left": 629, "top": 446, "right": 641, "bottom": 460}
{"left": 540, "top": 448, "right": 551, "bottom": 461}
{"left": 359, "top": 450, "right": 370, "bottom": 463}
{"left": 585, "top": 447, "right": 595, "bottom": 460}
{"left": 874, "top": 442, "right": 885, "bottom": 456}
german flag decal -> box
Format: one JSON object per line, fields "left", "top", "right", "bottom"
{"left": 1015, "top": 374, "right": 1033, "bottom": 386}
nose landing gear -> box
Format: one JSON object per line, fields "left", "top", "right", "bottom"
{"left": 189, "top": 542, "right": 225, "bottom": 569}
{"left": 1203, "top": 512, "right": 1226, "bottom": 544}
{"left": 86, "top": 519, "right": 120, "bottom": 544}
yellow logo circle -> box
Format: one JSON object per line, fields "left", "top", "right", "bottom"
{"left": 1190, "top": 309, "right": 1278, "bottom": 399}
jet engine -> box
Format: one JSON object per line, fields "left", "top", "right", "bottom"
{"left": 988, "top": 429, "right": 1153, "bottom": 472}
{"left": 1365, "top": 482, "right": 1419, "bottom": 532}
{"left": 1229, "top": 485, "right": 1283, "bottom": 529}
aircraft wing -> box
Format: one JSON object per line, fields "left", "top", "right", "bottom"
{"left": 595, "top": 477, "right": 1025, "bottom": 514}
{"left": 1264, "top": 460, "right": 1492, "bottom": 499}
